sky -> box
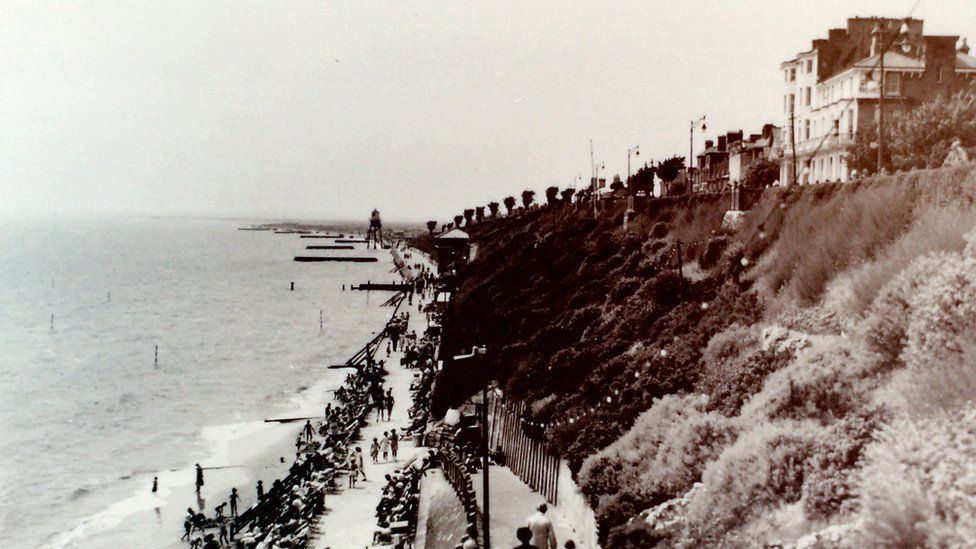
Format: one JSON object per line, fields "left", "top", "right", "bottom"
{"left": 1, "top": 0, "right": 974, "bottom": 223}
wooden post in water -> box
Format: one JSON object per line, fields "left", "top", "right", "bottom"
{"left": 155, "top": 345, "right": 159, "bottom": 366}
{"left": 319, "top": 309, "right": 323, "bottom": 333}
{"left": 50, "top": 313, "right": 54, "bottom": 332}
{"left": 290, "top": 282, "right": 295, "bottom": 291}
{"left": 107, "top": 291, "right": 111, "bottom": 303}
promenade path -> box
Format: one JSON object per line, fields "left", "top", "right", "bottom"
{"left": 313, "top": 248, "right": 432, "bottom": 549}
{"left": 471, "top": 465, "right": 579, "bottom": 549}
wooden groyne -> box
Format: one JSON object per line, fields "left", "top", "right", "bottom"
{"left": 293, "top": 257, "right": 378, "bottom": 263}
{"left": 350, "top": 282, "right": 410, "bottom": 291}
{"left": 300, "top": 234, "right": 345, "bottom": 239}
{"left": 305, "top": 245, "right": 355, "bottom": 250}
{"left": 335, "top": 239, "right": 367, "bottom": 244}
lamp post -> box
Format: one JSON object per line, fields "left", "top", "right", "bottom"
{"left": 690, "top": 116, "right": 707, "bottom": 190}
{"left": 627, "top": 146, "right": 640, "bottom": 185}
{"left": 875, "top": 19, "right": 910, "bottom": 175}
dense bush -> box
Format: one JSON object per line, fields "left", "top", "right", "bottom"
{"left": 801, "top": 406, "right": 887, "bottom": 520}
{"left": 856, "top": 408, "right": 976, "bottom": 547}
{"left": 685, "top": 421, "right": 822, "bottom": 540}
{"left": 739, "top": 338, "right": 870, "bottom": 423}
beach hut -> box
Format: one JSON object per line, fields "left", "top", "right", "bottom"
{"left": 434, "top": 228, "right": 471, "bottom": 275}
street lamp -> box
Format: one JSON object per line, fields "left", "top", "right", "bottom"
{"left": 874, "top": 19, "right": 911, "bottom": 175}
{"left": 627, "top": 146, "right": 640, "bottom": 185}
{"left": 690, "top": 116, "right": 707, "bottom": 190}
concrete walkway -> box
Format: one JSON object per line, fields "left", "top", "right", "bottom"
{"left": 313, "top": 251, "right": 434, "bottom": 548}
{"left": 471, "top": 465, "right": 578, "bottom": 549}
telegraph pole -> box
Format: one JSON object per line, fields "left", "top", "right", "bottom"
{"left": 790, "top": 104, "right": 798, "bottom": 185}
{"left": 877, "top": 51, "right": 885, "bottom": 175}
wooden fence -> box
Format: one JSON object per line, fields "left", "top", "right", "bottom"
{"left": 488, "top": 394, "right": 561, "bottom": 504}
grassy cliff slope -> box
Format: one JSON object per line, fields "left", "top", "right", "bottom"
{"left": 436, "top": 163, "right": 976, "bottom": 547}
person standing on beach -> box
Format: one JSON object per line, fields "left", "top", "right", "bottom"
{"left": 347, "top": 452, "right": 359, "bottom": 488}
{"left": 152, "top": 476, "right": 158, "bottom": 493}
{"left": 218, "top": 522, "right": 229, "bottom": 545}
{"left": 386, "top": 390, "right": 395, "bottom": 421}
{"left": 195, "top": 464, "right": 204, "bottom": 494}
{"left": 380, "top": 432, "right": 391, "bottom": 462}
{"left": 370, "top": 438, "right": 380, "bottom": 464}
{"left": 390, "top": 429, "right": 399, "bottom": 460}
{"left": 303, "top": 420, "right": 314, "bottom": 442}
{"left": 229, "top": 487, "right": 240, "bottom": 518}
{"left": 356, "top": 446, "right": 368, "bottom": 481}
{"left": 256, "top": 480, "right": 264, "bottom": 501}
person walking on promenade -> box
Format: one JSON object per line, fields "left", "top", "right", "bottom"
{"left": 229, "top": 487, "right": 240, "bottom": 518}
{"left": 513, "top": 526, "right": 540, "bottom": 549}
{"left": 386, "top": 390, "right": 395, "bottom": 421}
{"left": 195, "top": 464, "right": 204, "bottom": 494}
{"left": 256, "top": 480, "right": 264, "bottom": 501}
{"left": 303, "top": 420, "right": 314, "bottom": 442}
{"left": 374, "top": 388, "right": 386, "bottom": 421}
{"left": 526, "top": 504, "right": 558, "bottom": 549}
{"left": 390, "top": 429, "right": 399, "bottom": 460}
{"left": 380, "top": 431, "right": 391, "bottom": 462}
{"left": 356, "top": 446, "right": 368, "bottom": 481}
{"left": 152, "top": 476, "right": 158, "bottom": 493}
{"left": 370, "top": 438, "right": 380, "bottom": 464}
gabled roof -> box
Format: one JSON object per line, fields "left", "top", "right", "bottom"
{"left": 435, "top": 228, "right": 470, "bottom": 241}
{"left": 956, "top": 52, "right": 976, "bottom": 72}
{"left": 852, "top": 51, "right": 925, "bottom": 71}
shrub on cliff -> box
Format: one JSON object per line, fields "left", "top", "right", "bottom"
{"left": 856, "top": 408, "right": 976, "bottom": 547}
{"left": 685, "top": 421, "right": 822, "bottom": 541}
{"left": 802, "top": 406, "right": 888, "bottom": 520}
{"left": 578, "top": 394, "right": 740, "bottom": 545}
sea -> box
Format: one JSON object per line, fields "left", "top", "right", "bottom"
{"left": 0, "top": 217, "right": 398, "bottom": 548}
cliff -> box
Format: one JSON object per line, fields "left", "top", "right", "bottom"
{"left": 435, "top": 163, "right": 976, "bottom": 547}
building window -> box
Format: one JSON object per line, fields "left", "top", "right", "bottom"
{"left": 790, "top": 68, "right": 796, "bottom": 81}
{"left": 806, "top": 60, "right": 813, "bottom": 74}
{"left": 847, "top": 109, "right": 854, "bottom": 138}
{"left": 805, "top": 119, "right": 810, "bottom": 140}
{"left": 884, "top": 72, "right": 901, "bottom": 95}
{"left": 805, "top": 87, "right": 811, "bottom": 106}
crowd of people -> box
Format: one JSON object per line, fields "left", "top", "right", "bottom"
{"left": 180, "top": 311, "right": 405, "bottom": 548}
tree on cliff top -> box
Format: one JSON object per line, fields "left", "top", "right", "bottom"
{"left": 847, "top": 90, "right": 976, "bottom": 174}
{"left": 488, "top": 201, "right": 500, "bottom": 218}
{"left": 463, "top": 209, "right": 475, "bottom": 226}
{"left": 426, "top": 220, "right": 437, "bottom": 235}
{"left": 657, "top": 155, "right": 686, "bottom": 184}
{"left": 522, "top": 190, "right": 536, "bottom": 209}
{"left": 629, "top": 165, "right": 656, "bottom": 195}
{"left": 560, "top": 188, "right": 575, "bottom": 204}
{"left": 453, "top": 215, "right": 463, "bottom": 228}
{"left": 504, "top": 196, "right": 516, "bottom": 216}
{"left": 742, "top": 158, "right": 779, "bottom": 188}
{"left": 545, "top": 186, "right": 560, "bottom": 206}
{"left": 475, "top": 206, "right": 486, "bottom": 222}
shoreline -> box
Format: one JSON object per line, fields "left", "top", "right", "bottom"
{"left": 41, "top": 240, "right": 398, "bottom": 549}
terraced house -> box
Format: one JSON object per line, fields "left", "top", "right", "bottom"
{"left": 779, "top": 16, "right": 976, "bottom": 184}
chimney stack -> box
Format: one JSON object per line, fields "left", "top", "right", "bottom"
{"left": 704, "top": 140, "right": 714, "bottom": 150}
{"left": 717, "top": 135, "right": 727, "bottom": 150}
